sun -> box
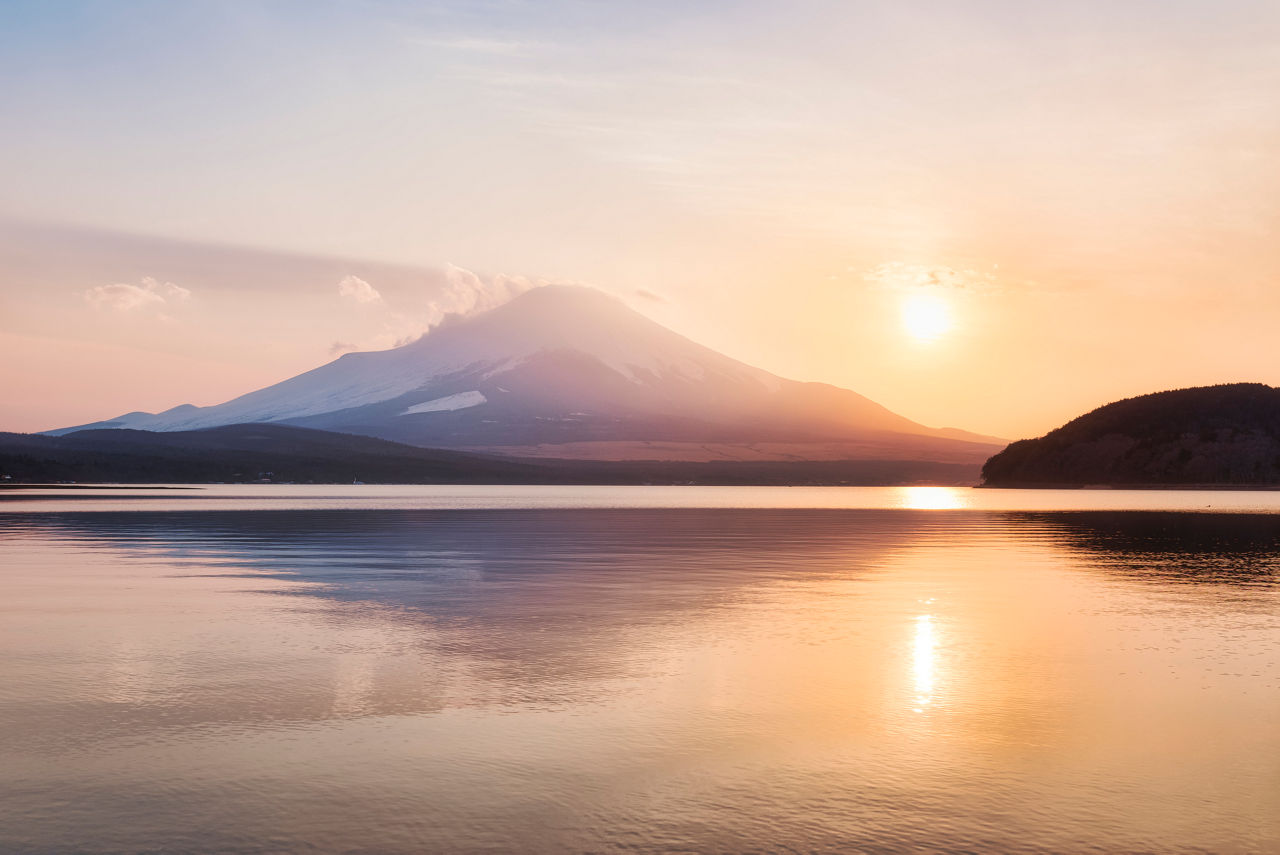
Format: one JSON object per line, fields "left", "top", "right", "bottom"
{"left": 901, "top": 292, "right": 952, "bottom": 342}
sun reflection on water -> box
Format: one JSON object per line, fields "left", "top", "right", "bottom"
{"left": 897, "top": 486, "right": 967, "bottom": 510}
{"left": 912, "top": 613, "right": 936, "bottom": 713}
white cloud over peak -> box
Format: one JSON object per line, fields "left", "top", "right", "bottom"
{"left": 337, "top": 275, "right": 382, "bottom": 304}
{"left": 329, "top": 340, "right": 358, "bottom": 356}
{"left": 433, "top": 263, "right": 537, "bottom": 323}
{"left": 330, "top": 264, "right": 555, "bottom": 355}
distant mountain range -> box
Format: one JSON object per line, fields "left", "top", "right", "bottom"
{"left": 982, "top": 383, "right": 1280, "bottom": 487}
{"left": 0, "top": 423, "right": 983, "bottom": 486}
{"left": 50, "top": 285, "right": 1003, "bottom": 464}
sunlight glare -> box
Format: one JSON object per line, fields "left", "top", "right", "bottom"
{"left": 901, "top": 292, "right": 952, "bottom": 342}
{"left": 912, "top": 614, "right": 936, "bottom": 713}
{"left": 898, "top": 486, "right": 965, "bottom": 510}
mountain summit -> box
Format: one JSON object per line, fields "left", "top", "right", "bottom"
{"left": 51, "top": 285, "right": 1001, "bottom": 462}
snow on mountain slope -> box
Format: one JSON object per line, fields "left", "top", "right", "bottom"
{"left": 402, "top": 391, "right": 488, "bottom": 415}
{"left": 48, "top": 285, "right": 1003, "bottom": 459}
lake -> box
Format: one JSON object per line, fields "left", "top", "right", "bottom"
{"left": 2, "top": 486, "right": 1278, "bottom": 853}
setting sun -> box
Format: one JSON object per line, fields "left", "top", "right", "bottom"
{"left": 901, "top": 292, "right": 952, "bottom": 342}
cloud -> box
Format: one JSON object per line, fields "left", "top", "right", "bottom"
{"left": 85, "top": 277, "right": 191, "bottom": 311}
{"left": 329, "top": 341, "right": 358, "bottom": 356}
{"left": 425, "top": 263, "right": 540, "bottom": 327}
{"left": 634, "top": 288, "right": 667, "bottom": 303}
{"left": 861, "top": 262, "right": 1006, "bottom": 295}
{"left": 85, "top": 283, "right": 164, "bottom": 311}
{"left": 337, "top": 275, "right": 382, "bottom": 304}
{"left": 154, "top": 278, "right": 191, "bottom": 301}
{"left": 342, "top": 267, "right": 550, "bottom": 352}
{"left": 332, "top": 264, "right": 557, "bottom": 354}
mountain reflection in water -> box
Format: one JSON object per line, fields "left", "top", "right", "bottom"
{"left": 1, "top": 506, "right": 1277, "bottom": 854}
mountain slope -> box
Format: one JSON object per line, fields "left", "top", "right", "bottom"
{"left": 981, "top": 383, "right": 1280, "bottom": 486}
{"left": 51, "top": 286, "right": 1002, "bottom": 462}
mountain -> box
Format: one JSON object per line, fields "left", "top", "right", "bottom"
{"left": 50, "top": 285, "right": 1002, "bottom": 463}
{"left": 981, "top": 383, "right": 1280, "bottom": 487}
{"left": 0, "top": 424, "right": 983, "bottom": 485}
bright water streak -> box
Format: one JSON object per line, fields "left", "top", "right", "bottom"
{"left": 5, "top": 482, "right": 1280, "bottom": 513}
{"left": 1, "top": 491, "right": 1279, "bottom": 853}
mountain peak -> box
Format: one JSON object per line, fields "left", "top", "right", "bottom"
{"left": 505, "top": 283, "right": 625, "bottom": 309}
{"left": 463, "top": 284, "right": 645, "bottom": 335}
{"left": 402, "top": 282, "right": 712, "bottom": 382}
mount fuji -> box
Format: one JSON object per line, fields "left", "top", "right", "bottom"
{"left": 50, "top": 286, "right": 1002, "bottom": 463}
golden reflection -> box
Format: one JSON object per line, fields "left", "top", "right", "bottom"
{"left": 897, "top": 486, "right": 966, "bottom": 510}
{"left": 912, "top": 613, "right": 937, "bottom": 713}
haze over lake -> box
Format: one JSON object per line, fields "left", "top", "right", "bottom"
{"left": 3, "top": 486, "right": 1278, "bottom": 854}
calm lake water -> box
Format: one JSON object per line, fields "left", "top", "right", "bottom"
{"left": 2, "top": 486, "right": 1278, "bottom": 853}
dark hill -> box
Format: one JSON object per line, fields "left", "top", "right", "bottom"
{"left": 0, "top": 423, "right": 982, "bottom": 486}
{"left": 981, "top": 383, "right": 1280, "bottom": 487}
{"left": 0, "top": 424, "right": 550, "bottom": 484}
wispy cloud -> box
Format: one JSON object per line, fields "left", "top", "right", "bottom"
{"left": 329, "top": 340, "right": 358, "bottom": 356}
{"left": 861, "top": 262, "right": 1008, "bottom": 295}
{"left": 634, "top": 288, "right": 666, "bottom": 303}
{"left": 411, "top": 36, "right": 543, "bottom": 57}
{"left": 84, "top": 277, "right": 191, "bottom": 312}
{"left": 337, "top": 275, "right": 382, "bottom": 304}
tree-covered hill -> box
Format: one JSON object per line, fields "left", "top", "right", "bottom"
{"left": 981, "top": 383, "right": 1280, "bottom": 487}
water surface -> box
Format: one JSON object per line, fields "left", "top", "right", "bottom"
{"left": 1, "top": 487, "right": 1278, "bottom": 853}
{"left": 5, "top": 482, "right": 1280, "bottom": 512}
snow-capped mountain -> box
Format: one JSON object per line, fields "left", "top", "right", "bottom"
{"left": 49, "top": 286, "right": 1002, "bottom": 462}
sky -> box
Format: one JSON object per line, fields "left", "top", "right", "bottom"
{"left": 2, "top": 0, "right": 1278, "bottom": 437}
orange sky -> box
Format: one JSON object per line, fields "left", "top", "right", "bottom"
{"left": 2, "top": 1, "right": 1278, "bottom": 437}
